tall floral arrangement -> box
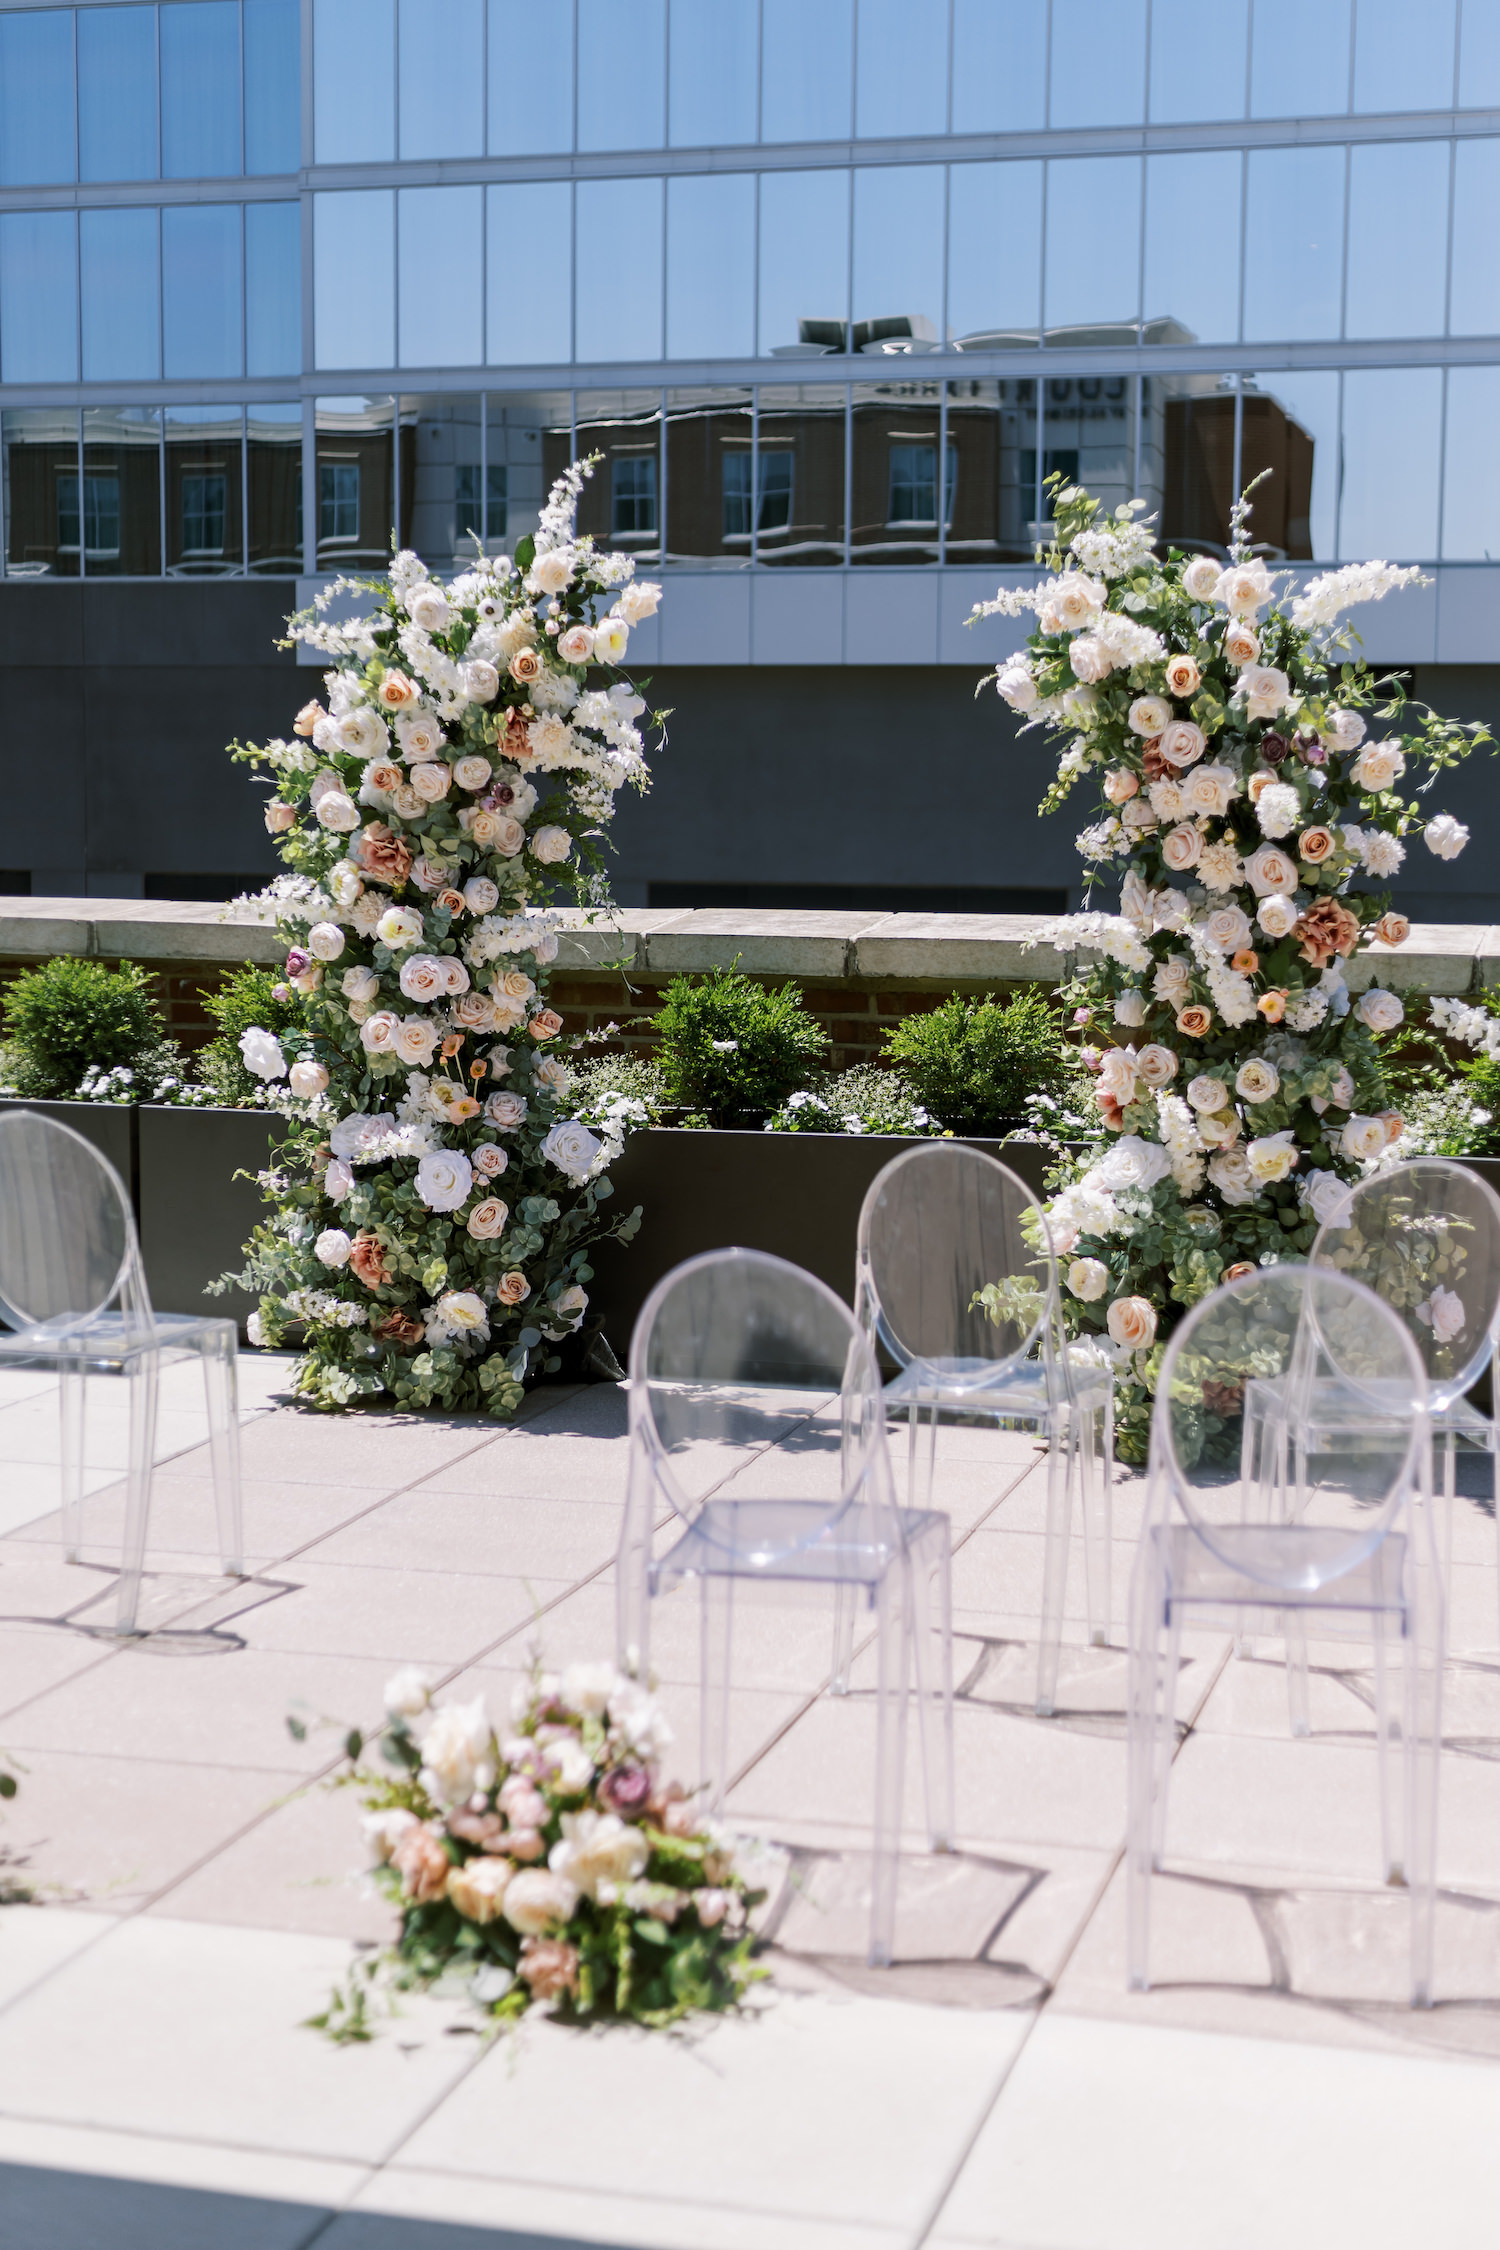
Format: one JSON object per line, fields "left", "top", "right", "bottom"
{"left": 225, "top": 459, "right": 660, "bottom": 1416}
{"left": 979, "top": 479, "right": 1490, "bottom": 1460}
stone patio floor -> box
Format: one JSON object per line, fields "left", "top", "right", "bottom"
{"left": 2, "top": 1355, "right": 1500, "bottom": 2249}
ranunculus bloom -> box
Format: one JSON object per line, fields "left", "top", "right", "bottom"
{"left": 1107, "top": 1295, "right": 1158, "bottom": 1350}
{"left": 464, "top": 660, "right": 500, "bottom": 704}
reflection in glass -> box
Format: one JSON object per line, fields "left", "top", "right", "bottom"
{"left": 852, "top": 165, "right": 943, "bottom": 351}
{"left": 399, "top": 185, "right": 483, "bottom": 367}
{"left": 82, "top": 406, "right": 162, "bottom": 577}
{"left": 79, "top": 6, "right": 158, "bottom": 182}
{"left": 248, "top": 403, "right": 302, "bottom": 573}
{"left": 1442, "top": 369, "right": 1500, "bottom": 558}
{"left": 4, "top": 408, "right": 80, "bottom": 579}
{"left": 577, "top": 0, "right": 665, "bottom": 152}
{"left": 754, "top": 384, "right": 846, "bottom": 565}
{"left": 947, "top": 162, "right": 1042, "bottom": 345}
{"left": 1048, "top": 0, "right": 1147, "bottom": 128}
{"left": 857, "top": 0, "right": 947, "bottom": 138}
{"left": 82, "top": 208, "right": 160, "bottom": 381}
{"left": 1460, "top": 2, "right": 1500, "bottom": 105}
{"left": 1447, "top": 139, "right": 1500, "bottom": 335}
{"left": 0, "top": 211, "right": 78, "bottom": 383}
{"left": 246, "top": 201, "right": 301, "bottom": 377}
{"left": 487, "top": 391, "right": 572, "bottom": 551}
{"left": 400, "top": 0, "right": 482, "bottom": 157}
{"left": 952, "top": 0, "right": 1045, "bottom": 133}
{"left": 757, "top": 170, "right": 850, "bottom": 355}
{"left": 163, "top": 205, "right": 242, "bottom": 379}
{"left": 487, "top": 183, "right": 572, "bottom": 364}
{"left": 665, "top": 387, "right": 753, "bottom": 564}
{"left": 0, "top": 10, "right": 75, "bottom": 185}
{"left": 399, "top": 394, "right": 483, "bottom": 570}
{"left": 1250, "top": 0, "right": 1349, "bottom": 118}
{"left": 166, "top": 405, "right": 243, "bottom": 576}
{"left": 669, "top": 0, "right": 757, "bottom": 144}
{"left": 1242, "top": 147, "right": 1344, "bottom": 342}
{"left": 1353, "top": 0, "right": 1455, "bottom": 113}
{"left": 161, "top": 1, "right": 241, "bottom": 177}
{"left": 1339, "top": 368, "right": 1441, "bottom": 559}
{"left": 315, "top": 396, "right": 394, "bottom": 570}
{"left": 315, "top": 0, "right": 394, "bottom": 163}
{"left": 576, "top": 179, "right": 663, "bottom": 361}
{"left": 1041, "top": 375, "right": 1136, "bottom": 522}
{"left": 314, "top": 190, "right": 395, "bottom": 370}
{"left": 667, "top": 175, "right": 755, "bottom": 359}
{"left": 1044, "top": 158, "right": 1141, "bottom": 335}
{"left": 1241, "top": 372, "right": 1338, "bottom": 558}
{"left": 1139, "top": 375, "right": 1237, "bottom": 557}
{"left": 852, "top": 378, "right": 944, "bottom": 564}
{"left": 945, "top": 379, "right": 1035, "bottom": 563}
{"left": 1143, "top": 152, "right": 1241, "bottom": 344}
{"left": 245, "top": 0, "right": 301, "bottom": 173}
{"left": 1345, "top": 141, "right": 1447, "bottom": 340}
{"left": 488, "top": 0, "right": 573, "bottom": 153}
{"left": 1149, "top": 0, "right": 1246, "bottom": 121}
{"left": 575, "top": 392, "right": 663, "bottom": 562}
{"left": 762, "top": 0, "right": 853, "bottom": 142}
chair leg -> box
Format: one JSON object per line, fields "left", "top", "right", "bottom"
{"left": 868, "top": 1563, "right": 910, "bottom": 1969}
{"left": 58, "top": 1366, "right": 86, "bottom": 1564}
{"left": 202, "top": 1332, "right": 243, "bottom": 1578}
{"left": 615, "top": 1450, "right": 655, "bottom": 1681}
{"left": 1127, "top": 1545, "right": 1169, "bottom": 1992}
{"left": 116, "top": 1351, "right": 160, "bottom": 1636}
{"left": 1080, "top": 1400, "right": 1112, "bottom": 1649}
{"left": 1371, "top": 1608, "right": 1398, "bottom": 1884}
{"left": 906, "top": 1528, "right": 954, "bottom": 1852}
{"left": 1035, "top": 1415, "right": 1074, "bottom": 1717}
{"left": 830, "top": 1582, "right": 858, "bottom": 1695}
{"left": 1285, "top": 1431, "right": 1312, "bottom": 1737}
{"left": 1405, "top": 1559, "right": 1444, "bottom": 2009}
{"left": 698, "top": 1575, "right": 735, "bottom": 1817}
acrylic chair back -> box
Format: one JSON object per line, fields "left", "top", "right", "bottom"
{"left": 856, "top": 1144, "right": 1058, "bottom": 1395}
{"left": 1151, "top": 1265, "right": 1428, "bottom": 1593}
{"left": 1309, "top": 1157, "right": 1500, "bottom": 1416}
{"left": 628, "top": 1246, "right": 895, "bottom": 1567}
{"left": 0, "top": 1110, "right": 151, "bottom": 1338}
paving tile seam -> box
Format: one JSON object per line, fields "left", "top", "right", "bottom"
{"left": 349, "top": 2155, "right": 926, "bottom": 2233}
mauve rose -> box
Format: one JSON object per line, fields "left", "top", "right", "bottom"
{"left": 349, "top": 1232, "right": 390, "bottom": 1289}
{"left": 1260, "top": 732, "right": 1289, "bottom": 765}
{"left": 356, "top": 825, "right": 414, "bottom": 886}
{"left": 285, "top": 948, "right": 311, "bottom": 976}
{"left": 373, "top": 1307, "right": 425, "bottom": 1348}
{"left": 598, "top": 1762, "right": 652, "bottom": 1818}
{"left": 1295, "top": 732, "right": 1327, "bottom": 766}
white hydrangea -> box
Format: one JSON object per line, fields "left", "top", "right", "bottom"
{"left": 1255, "top": 781, "right": 1302, "bottom": 839}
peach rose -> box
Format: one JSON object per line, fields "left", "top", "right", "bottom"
{"left": 518, "top": 1936, "right": 580, "bottom": 2001}
{"left": 528, "top": 1009, "right": 564, "bottom": 1041}
{"left": 1176, "top": 1005, "right": 1213, "bottom": 1038}
{"left": 509, "top": 648, "right": 543, "bottom": 683}
{"left": 1103, "top": 769, "right": 1139, "bottom": 804}
{"left": 372, "top": 1307, "right": 425, "bottom": 1348}
{"left": 446, "top": 1856, "right": 512, "bottom": 1925}
{"left": 1162, "top": 822, "right": 1202, "bottom": 871}
{"left": 349, "top": 1232, "right": 390, "bottom": 1289}
{"left": 436, "top": 887, "right": 467, "bottom": 917}
{"left": 377, "top": 670, "right": 419, "bottom": 710}
{"left": 293, "top": 700, "right": 324, "bottom": 737}
{"left": 500, "top": 970, "right": 536, "bottom": 1001}
{"left": 392, "top": 1824, "right": 450, "bottom": 1903}
{"left": 1164, "top": 653, "right": 1201, "bottom": 698}
{"left": 466, "top": 1197, "right": 510, "bottom": 1240}
{"left": 1223, "top": 1261, "right": 1257, "bottom": 1283}
{"left": 264, "top": 800, "right": 296, "bottom": 833}
{"left": 1106, "top": 1296, "right": 1158, "bottom": 1350}
{"left": 1372, "top": 912, "right": 1410, "bottom": 946}
{"left": 1299, "top": 826, "right": 1336, "bottom": 864}
{"left": 496, "top": 1270, "right": 531, "bottom": 1305}
{"left": 470, "top": 810, "right": 526, "bottom": 855}
{"left": 365, "top": 759, "right": 403, "bottom": 794}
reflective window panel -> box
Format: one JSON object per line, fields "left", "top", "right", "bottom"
{"left": 4, "top": 407, "right": 80, "bottom": 579}
{"left": 1353, "top": 0, "right": 1455, "bottom": 113}
{"left": 0, "top": 210, "right": 78, "bottom": 383}
{"left": 487, "top": 390, "right": 573, "bottom": 552}
{"left": 1345, "top": 141, "right": 1448, "bottom": 341}
{"left": 315, "top": 0, "right": 395, "bottom": 163}
{"left": 669, "top": 0, "right": 757, "bottom": 145}
{"left": 577, "top": 0, "right": 665, "bottom": 152}
{"left": 1139, "top": 374, "right": 1236, "bottom": 558}
{"left": 314, "top": 190, "right": 395, "bottom": 370}
{"left": 488, "top": 0, "right": 574, "bottom": 153}
{"left": 762, "top": 0, "right": 853, "bottom": 142}
{"left": 1250, "top": 0, "right": 1349, "bottom": 118}
{"left": 1240, "top": 371, "right": 1338, "bottom": 559}
{"left": 1044, "top": 157, "right": 1142, "bottom": 338}
{"left": 248, "top": 401, "right": 302, "bottom": 573}
{"left": 0, "top": 9, "right": 75, "bottom": 186}
{"left": 1048, "top": 0, "right": 1147, "bottom": 128}
{"left": 1442, "top": 368, "right": 1500, "bottom": 559}
{"left": 165, "top": 404, "right": 244, "bottom": 575}
{"left": 1339, "top": 367, "right": 1441, "bottom": 559}
{"left": 1143, "top": 152, "right": 1242, "bottom": 345}
{"left": 856, "top": 0, "right": 947, "bottom": 138}
{"left": 951, "top": 0, "right": 1045, "bottom": 133}
{"left": 161, "top": 0, "right": 242, "bottom": 177}
{"left": 163, "top": 204, "right": 243, "bottom": 379}
{"left": 399, "top": 185, "right": 483, "bottom": 367}
{"left": 246, "top": 201, "right": 301, "bottom": 377}
{"left": 1040, "top": 373, "right": 1136, "bottom": 523}
{"left": 79, "top": 5, "right": 159, "bottom": 181}
{"left": 575, "top": 391, "right": 663, "bottom": 562}
{"left": 947, "top": 162, "right": 1042, "bottom": 346}
{"left": 487, "top": 182, "right": 572, "bottom": 364}
{"left": 401, "top": 0, "right": 483, "bottom": 158}
{"left": 245, "top": 0, "right": 301, "bottom": 173}
{"left": 1242, "top": 146, "right": 1345, "bottom": 342}
{"left": 852, "top": 164, "right": 944, "bottom": 353}
{"left": 754, "top": 382, "right": 846, "bottom": 565}
{"left": 1449, "top": 139, "right": 1500, "bottom": 336}
{"left": 315, "top": 395, "right": 395, "bottom": 571}
{"left": 1461, "top": 2, "right": 1500, "bottom": 105}
{"left": 666, "top": 174, "right": 755, "bottom": 359}
{"left": 665, "top": 386, "right": 754, "bottom": 565}
{"left": 945, "top": 377, "right": 1036, "bottom": 564}
{"left": 852, "top": 376, "right": 944, "bottom": 564}
{"left": 81, "top": 208, "right": 160, "bottom": 381}
{"left": 575, "top": 178, "right": 663, "bottom": 361}
{"left": 398, "top": 393, "right": 483, "bottom": 571}
{"left": 82, "top": 406, "right": 162, "bottom": 577}
{"left": 757, "top": 169, "right": 850, "bottom": 355}
{"left": 1149, "top": 0, "right": 1246, "bottom": 121}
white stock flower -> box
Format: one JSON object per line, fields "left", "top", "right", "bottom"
{"left": 1425, "top": 814, "right": 1469, "bottom": 860}
{"left": 238, "top": 1027, "right": 287, "bottom": 1081}
{"left": 415, "top": 1149, "right": 474, "bottom": 1211}
{"left": 1355, "top": 987, "right": 1405, "bottom": 1035}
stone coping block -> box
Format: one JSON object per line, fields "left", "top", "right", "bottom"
{"left": 0, "top": 898, "right": 1493, "bottom": 996}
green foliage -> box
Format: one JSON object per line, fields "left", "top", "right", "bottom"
{"left": 198, "top": 965, "right": 302, "bottom": 1106}
{"left": 0, "top": 957, "right": 177, "bottom": 1101}
{"left": 765, "top": 1064, "right": 941, "bottom": 1136}
{"left": 567, "top": 1048, "right": 669, "bottom": 1121}
{"left": 652, "top": 966, "right": 829, "bottom": 1125}
{"left": 880, "top": 989, "right": 1071, "bottom": 1130}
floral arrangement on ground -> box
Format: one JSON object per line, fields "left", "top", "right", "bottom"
{"left": 980, "top": 476, "right": 1492, "bottom": 1461}
{"left": 220, "top": 458, "right": 662, "bottom": 1416}
{"left": 307, "top": 1659, "right": 776, "bottom": 2039}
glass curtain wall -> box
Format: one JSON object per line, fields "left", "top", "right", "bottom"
{"left": 248, "top": 403, "right": 302, "bottom": 571}
{"left": 574, "top": 392, "right": 664, "bottom": 564}
{"left": 665, "top": 387, "right": 754, "bottom": 567}
{"left": 165, "top": 404, "right": 244, "bottom": 574}
{"left": 315, "top": 396, "right": 395, "bottom": 573}
{"left": 3, "top": 408, "right": 80, "bottom": 577}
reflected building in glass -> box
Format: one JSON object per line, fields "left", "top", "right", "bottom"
{"left": 3, "top": 0, "right": 1500, "bottom": 912}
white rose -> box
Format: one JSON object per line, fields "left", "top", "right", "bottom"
{"left": 410, "top": 761, "right": 452, "bottom": 803}
{"left": 359, "top": 1010, "right": 399, "bottom": 1054}
{"left": 289, "top": 1059, "right": 329, "bottom": 1099}
{"left": 1182, "top": 555, "right": 1222, "bottom": 601}
{"left": 486, "top": 1091, "right": 529, "bottom": 1129}
{"left": 1045, "top": 570, "right": 1106, "bottom": 631}
{"left": 1236, "top": 665, "right": 1294, "bottom": 721}
{"left": 1207, "top": 1148, "right": 1257, "bottom": 1205}
{"left": 238, "top": 1027, "right": 286, "bottom": 1081}
{"left": 1094, "top": 1135, "right": 1172, "bottom": 1190}
{"left": 559, "top": 1661, "right": 616, "bottom": 1718}
{"left": 1354, "top": 987, "right": 1404, "bottom": 1035}
{"left": 384, "top": 1666, "right": 433, "bottom": 1719}
{"left": 418, "top": 1694, "right": 492, "bottom": 1803}
{"left": 1106, "top": 1295, "right": 1158, "bottom": 1350}
{"left": 556, "top": 625, "right": 594, "bottom": 665}
{"left": 453, "top": 756, "right": 493, "bottom": 794}
{"left": 540, "top": 1734, "right": 594, "bottom": 1792}
{"left": 1416, "top": 1285, "right": 1466, "bottom": 1347}
{"left": 393, "top": 1016, "right": 439, "bottom": 1066}
{"left": 1182, "top": 763, "right": 1237, "bottom": 817}
{"left": 307, "top": 922, "right": 346, "bottom": 962}
{"left": 616, "top": 578, "right": 660, "bottom": 623}
{"left": 530, "top": 825, "right": 572, "bottom": 864}
{"left": 1069, "top": 634, "right": 1113, "bottom": 683}
{"left": 314, "top": 1227, "right": 352, "bottom": 1268}
{"left": 1244, "top": 843, "right": 1298, "bottom": 897}
{"left": 329, "top": 1110, "right": 396, "bottom": 1160}
{"left": 548, "top": 1283, "right": 588, "bottom": 1327}
{"left": 1221, "top": 618, "right": 1261, "bottom": 667}
{"left": 1236, "top": 1058, "right": 1279, "bottom": 1103}
{"left": 549, "top": 1809, "right": 650, "bottom": 1901}
{"left": 1135, "top": 1044, "right": 1178, "bottom": 1089}
{"left": 1113, "top": 990, "right": 1147, "bottom": 1027}
{"left": 329, "top": 862, "right": 365, "bottom": 909}
{"left": 1300, "top": 1169, "right": 1353, "bottom": 1229}
{"left": 994, "top": 661, "right": 1038, "bottom": 712}
{"left": 1425, "top": 813, "right": 1469, "bottom": 860}
{"left": 398, "top": 953, "right": 447, "bottom": 1003}
{"left": 502, "top": 1866, "right": 579, "bottom": 1936}
{"left": 542, "top": 1119, "right": 602, "bottom": 1182}
{"left": 1187, "top": 1074, "right": 1229, "bottom": 1112}
{"left": 1341, "top": 1114, "right": 1389, "bottom": 1163}
{"left": 341, "top": 965, "right": 380, "bottom": 1004}
{"left": 432, "top": 1288, "right": 489, "bottom": 1342}
{"left": 463, "top": 660, "right": 500, "bottom": 704}
{"left": 377, "top": 906, "right": 425, "bottom": 949}
{"left": 1246, "top": 1129, "right": 1299, "bottom": 1183}
{"left": 592, "top": 615, "right": 630, "bottom": 664}
{"left": 1256, "top": 894, "right": 1298, "bottom": 940}
{"left": 336, "top": 707, "right": 387, "bottom": 758}
{"left": 1129, "top": 695, "right": 1172, "bottom": 739}
{"left": 396, "top": 710, "right": 446, "bottom": 761}
{"left": 323, "top": 1156, "right": 354, "bottom": 1201}
{"left": 415, "top": 1149, "right": 474, "bottom": 1212}
{"left": 1204, "top": 904, "right": 1253, "bottom": 953}
{"left": 463, "top": 876, "right": 499, "bottom": 915}
{"left": 1351, "top": 741, "right": 1405, "bottom": 791}
{"left": 407, "top": 585, "right": 452, "bottom": 633}
{"left": 1324, "top": 707, "right": 1367, "bottom": 751}
{"left": 315, "top": 790, "right": 360, "bottom": 833}
{"left": 1097, "top": 1046, "right": 1139, "bottom": 1101}
{"left": 472, "top": 1143, "right": 508, "bottom": 1179}
{"left": 1068, "top": 1258, "right": 1110, "bottom": 1301}
{"left": 527, "top": 549, "right": 574, "bottom": 596}
{"left": 1214, "top": 558, "right": 1274, "bottom": 615}
{"left": 1158, "top": 719, "right": 1206, "bottom": 769}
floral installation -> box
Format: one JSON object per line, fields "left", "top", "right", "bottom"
{"left": 975, "top": 476, "right": 1492, "bottom": 1460}
{"left": 305, "top": 1659, "right": 775, "bottom": 2040}
{"left": 221, "top": 459, "right": 662, "bottom": 1415}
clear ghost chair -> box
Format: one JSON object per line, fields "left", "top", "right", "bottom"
{"left": 854, "top": 1142, "right": 1113, "bottom": 1718}
{"left": 0, "top": 1110, "right": 243, "bottom": 1634}
{"left": 616, "top": 1246, "right": 952, "bottom": 1969}
{"left": 1129, "top": 1266, "right": 1440, "bottom": 2007}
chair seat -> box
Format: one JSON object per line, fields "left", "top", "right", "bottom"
{"left": 884, "top": 1352, "right": 1109, "bottom": 1418}
{"left": 1151, "top": 1522, "right": 1409, "bottom": 1616}
{"left": 651, "top": 1499, "right": 948, "bottom": 1590}
{"left": 0, "top": 1309, "right": 236, "bottom": 1371}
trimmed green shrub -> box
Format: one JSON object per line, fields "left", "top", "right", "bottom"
{"left": 766, "top": 1065, "right": 940, "bottom": 1135}
{"left": 197, "top": 965, "right": 303, "bottom": 1106}
{"left": 652, "top": 966, "right": 829, "bottom": 1126}
{"left": 0, "top": 957, "right": 178, "bottom": 1101}
{"left": 880, "top": 989, "right": 1071, "bottom": 1130}
{"left": 566, "top": 1048, "right": 669, "bottom": 1122}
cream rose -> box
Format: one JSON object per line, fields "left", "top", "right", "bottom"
{"left": 1236, "top": 664, "right": 1294, "bottom": 721}
{"left": 1207, "top": 1148, "right": 1257, "bottom": 1204}
{"left": 1164, "top": 652, "right": 1201, "bottom": 698}
{"left": 1246, "top": 1129, "right": 1299, "bottom": 1183}
{"left": 1103, "top": 769, "right": 1139, "bottom": 805}
{"left": 1068, "top": 1258, "right": 1110, "bottom": 1302}
{"left": 377, "top": 670, "right": 419, "bottom": 711}
{"left": 1221, "top": 618, "right": 1261, "bottom": 667}
{"left": 393, "top": 1016, "right": 439, "bottom": 1066}
{"left": 541, "top": 1118, "right": 602, "bottom": 1181}
{"left": 415, "top": 1149, "right": 473, "bottom": 1212}
{"left": 556, "top": 625, "right": 594, "bottom": 664}
{"left": 502, "top": 1866, "right": 578, "bottom": 1936}
{"left": 1045, "top": 570, "right": 1106, "bottom": 631}
{"left": 342, "top": 964, "right": 380, "bottom": 1004}
{"left": 1069, "top": 635, "right": 1113, "bottom": 684}
{"left": 529, "top": 825, "right": 572, "bottom": 864}
{"left": 408, "top": 585, "right": 452, "bottom": 633}
{"left": 1255, "top": 894, "right": 1298, "bottom": 940}
{"left": 316, "top": 790, "right": 361, "bottom": 833}
{"left": 472, "top": 1143, "right": 508, "bottom": 1179}
{"left": 1107, "top": 1296, "right": 1158, "bottom": 1350}
{"left": 359, "top": 1010, "right": 399, "bottom": 1054}
{"left": 1243, "top": 843, "right": 1298, "bottom": 897}
{"left": 464, "top": 660, "right": 500, "bottom": 704}
{"left": 496, "top": 1269, "right": 531, "bottom": 1305}
{"left": 453, "top": 755, "right": 492, "bottom": 792}
{"left": 1342, "top": 1114, "right": 1389, "bottom": 1163}
{"left": 1215, "top": 558, "right": 1274, "bottom": 615}
{"left": 1351, "top": 741, "right": 1405, "bottom": 791}
{"left": 485, "top": 1091, "right": 529, "bottom": 1129}
{"left": 289, "top": 1059, "right": 329, "bottom": 1099}
{"left": 396, "top": 710, "right": 445, "bottom": 761}
{"left": 527, "top": 549, "right": 573, "bottom": 596}
{"left": 1425, "top": 813, "right": 1470, "bottom": 860}
{"left": 395, "top": 953, "right": 444, "bottom": 1003}
{"left": 1182, "top": 556, "right": 1222, "bottom": 601}
{"left": 471, "top": 810, "right": 526, "bottom": 855}
{"left": 1182, "top": 763, "right": 1237, "bottom": 817}
{"left": 1158, "top": 720, "right": 1207, "bottom": 769}
{"left": 410, "top": 761, "right": 452, "bottom": 803}
{"left": 1354, "top": 987, "right": 1405, "bottom": 1035}
{"left": 466, "top": 1197, "right": 510, "bottom": 1240}
{"left": 1187, "top": 1074, "right": 1229, "bottom": 1112}
{"left": 1162, "top": 822, "right": 1203, "bottom": 871}
{"left": 1135, "top": 1044, "right": 1178, "bottom": 1089}
{"left": 1324, "top": 707, "right": 1367, "bottom": 752}
{"left": 1204, "top": 904, "right": 1253, "bottom": 953}
{"left": 1129, "top": 695, "right": 1172, "bottom": 739}
{"left": 1235, "top": 1058, "right": 1279, "bottom": 1103}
